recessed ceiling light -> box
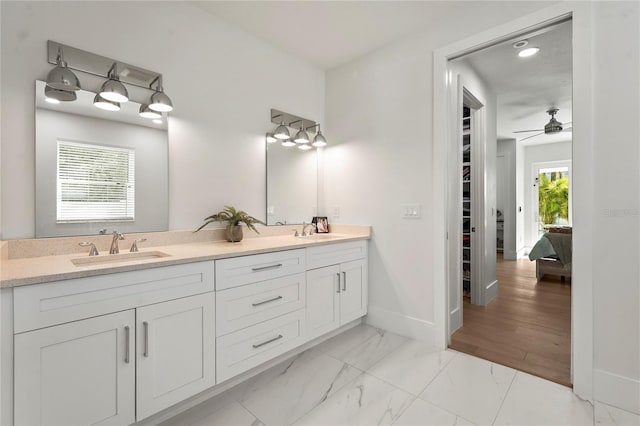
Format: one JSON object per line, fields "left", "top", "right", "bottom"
{"left": 512, "top": 40, "right": 529, "bottom": 49}
{"left": 518, "top": 47, "right": 540, "bottom": 58}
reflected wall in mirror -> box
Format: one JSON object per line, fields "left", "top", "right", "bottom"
{"left": 266, "top": 142, "right": 317, "bottom": 225}
{"left": 35, "top": 80, "right": 169, "bottom": 237}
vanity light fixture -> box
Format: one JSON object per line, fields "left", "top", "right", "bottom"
{"left": 152, "top": 119, "right": 163, "bottom": 124}
{"left": 44, "top": 85, "right": 77, "bottom": 103}
{"left": 44, "top": 41, "right": 174, "bottom": 115}
{"left": 99, "top": 63, "right": 129, "bottom": 103}
{"left": 518, "top": 47, "right": 540, "bottom": 58}
{"left": 298, "top": 144, "right": 312, "bottom": 151}
{"left": 148, "top": 76, "right": 173, "bottom": 112}
{"left": 266, "top": 133, "right": 278, "bottom": 143}
{"left": 306, "top": 123, "right": 327, "bottom": 147}
{"left": 139, "top": 104, "right": 162, "bottom": 119}
{"left": 93, "top": 93, "right": 120, "bottom": 111}
{"left": 281, "top": 139, "right": 296, "bottom": 147}
{"left": 294, "top": 127, "right": 310, "bottom": 144}
{"left": 46, "top": 47, "right": 81, "bottom": 92}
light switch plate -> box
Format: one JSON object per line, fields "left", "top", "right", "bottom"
{"left": 332, "top": 206, "right": 341, "bottom": 218}
{"left": 401, "top": 204, "right": 421, "bottom": 219}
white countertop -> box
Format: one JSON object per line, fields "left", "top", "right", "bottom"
{"left": 0, "top": 231, "right": 370, "bottom": 288}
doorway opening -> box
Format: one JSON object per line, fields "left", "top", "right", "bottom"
{"left": 446, "top": 19, "right": 574, "bottom": 387}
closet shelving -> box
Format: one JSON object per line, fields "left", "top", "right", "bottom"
{"left": 462, "top": 105, "right": 471, "bottom": 301}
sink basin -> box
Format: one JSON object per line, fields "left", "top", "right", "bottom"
{"left": 71, "top": 251, "right": 171, "bottom": 266}
{"left": 297, "top": 234, "right": 342, "bottom": 241}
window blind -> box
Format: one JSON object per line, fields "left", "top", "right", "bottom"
{"left": 56, "top": 140, "right": 135, "bottom": 222}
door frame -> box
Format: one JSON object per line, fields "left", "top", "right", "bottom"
{"left": 433, "top": 3, "right": 594, "bottom": 401}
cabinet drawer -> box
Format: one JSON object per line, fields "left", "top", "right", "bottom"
{"left": 14, "top": 261, "right": 214, "bottom": 333}
{"left": 216, "top": 309, "right": 305, "bottom": 382}
{"left": 306, "top": 240, "right": 367, "bottom": 270}
{"left": 215, "top": 249, "right": 305, "bottom": 290}
{"left": 216, "top": 273, "right": 305, "bottom": 336}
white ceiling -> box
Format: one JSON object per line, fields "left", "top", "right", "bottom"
{"left": 459, "top": 20, "right": 572, "bottom": 144}
{"left": 193, "top": 1, "right": 554, "bottom": 70}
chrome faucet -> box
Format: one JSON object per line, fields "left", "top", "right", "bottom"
{"left": 301, "top": 222, "right": 316, "bottom": 237}
{"left": 110, "top": 231, "right": 126, "bottom": 254}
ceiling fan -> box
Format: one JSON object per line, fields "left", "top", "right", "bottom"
{"left": 513, "top": 108, "right": 572, "bottom": 141}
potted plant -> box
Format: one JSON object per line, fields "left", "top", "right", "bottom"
{"left": 195, "top": 205, "right": 265, "bottom": 242}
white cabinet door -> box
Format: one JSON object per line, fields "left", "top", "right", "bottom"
{"left": 14, "top": 310, "right": 135, "bottom": 426}
{"left": 136, "top": 293, "right": 215, "bottom": 421}
{"left": 339, "top": 259, "right": 368, "bottom": 325}
{"left": 306, "top": 265, "right": 341, "bottom": 340}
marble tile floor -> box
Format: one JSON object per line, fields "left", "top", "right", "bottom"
{"left": 161, "top": 325, "right": 639, "bottom": 426}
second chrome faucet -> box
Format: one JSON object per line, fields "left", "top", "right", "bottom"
{"left": 110, "top": 231, "right": 126, "bottom": 254}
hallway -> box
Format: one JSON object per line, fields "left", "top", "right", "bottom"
{"left": 450, "top": 254, "right": 571, "bottom": 387}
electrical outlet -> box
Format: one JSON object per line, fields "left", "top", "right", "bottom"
{"left": 332, "top": 206, "right": 341, "bottom": 218}
{"left": 267, "top": 205, "right": 275, "bottom": 216}
{"left": 401, "top": 204, "right": 421, "bottom": 219}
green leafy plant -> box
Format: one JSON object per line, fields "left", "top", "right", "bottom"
{"left": 195, "top": 205, "right": 265, "bottom": 234}
{"left": 538, "top": 173, "right": 569, "bottom": 225}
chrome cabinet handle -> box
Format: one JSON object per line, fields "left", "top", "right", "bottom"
{"left": 252, "top": 334, "right": 283, "bottom": 349}
{"left": 252, "top": 295, "right": 283, "bottom": 307}
{"left": 251, "top": 263, "right": 283, "bottom": 272}
{"left": 336, "top": 273, "right": 341, "bottom": 293}
{"left": 342, "top": 272, "right": 347, "bottom": 292}
{"left": 143, "top": 321, "right": 149, "bottom": 357}
{"left": 124, "top": 326, "right": 130, "bottom": 364}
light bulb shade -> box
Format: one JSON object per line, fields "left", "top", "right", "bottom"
{"left": 44, "top": 85, "right": 77, "bottom": 102}
{"left": 281, "top": 139, "right": 296, "bottom": 147}
{"left": 298, "top": 144, "right": 312, "bottom": 150}
{"left": 139, "top": 104, "right": 162, "bottom": 119}
{"left": 152, "top": 119, "right": 163, "bottom": 124}
{"left": 93, "top": 93, "right": 120, "bottom": 111}
{"left": 149, "top": 90, "right": 173, "bottom": 112}
{"left": 100, "top": 78, "right": 129, "bottom": 103}
{"left": 266, "top": 133, "right": 277, "bottom": 143}
{"left": 46, "top": 63, "right": 81, "bottom": 91}
{"left": 274, "top": 122, "right": 290, "bottom": 140}
{"left": 294, "top": 128, "right": 309, "bottom": 144}
{"left": 312, "top": 131, "right": 327, "bottom": 147}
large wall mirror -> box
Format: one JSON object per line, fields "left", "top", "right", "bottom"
{"left": 35, "top": 80, "right": 169, "bottom": 237}
{"left": 266, "top": 142, "right": 317, "bottom": 225}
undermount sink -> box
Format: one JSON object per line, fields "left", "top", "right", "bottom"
{"left": 296, "top": 234, "right": 342, "bottom": 240}
{"left": 71, "top": 251, "right": 171, "bottom": 266}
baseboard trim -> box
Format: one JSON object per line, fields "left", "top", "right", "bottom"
{"left": 365, "top": 305, "right": 435, "bottom": 343}
{"left": 594, "top": 368, "right": 640, "bottom": 415}
{"left": 484, "top": 280, "right": 498, "bottom": 304}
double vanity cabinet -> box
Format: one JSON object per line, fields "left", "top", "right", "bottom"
{"left": 6, "top": 238, "right": 368, "bottom": 425}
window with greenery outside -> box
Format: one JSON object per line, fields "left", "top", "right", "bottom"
{"left": 538, "top": 171, "right": 569, "bottom": 227}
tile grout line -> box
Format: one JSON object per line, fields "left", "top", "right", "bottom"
{"left": 413, "top": 351, "right": 460, "bottom": 399}
{"left": 490, "top": 369, "right": 519, "bottom": 425}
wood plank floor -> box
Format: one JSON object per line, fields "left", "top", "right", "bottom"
{"left": 449, "top": 253, "right": 572, "bottom": 387}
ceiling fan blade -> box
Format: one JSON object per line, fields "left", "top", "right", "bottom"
{"left": 519, "top": 132, "right": 545, "bottom": 142}
{"left": 513, "top": 129, "right": 544, "bottom": 133}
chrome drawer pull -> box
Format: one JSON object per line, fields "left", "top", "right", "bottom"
{"left": 252, "top": 295, "right": 283, "bottom": 307}
{"left": 342, "top": 272, "right": 347, "bottom": 292}
{"left": 252, "top": 334, "right": 283, "bottom": 349}
{"left": 124, "top": 326, "right": 130, "bottom": 364}
{"left": 143, "top": 321, "right": 149, "bottom": 357}
{"left": 336, "top": 273, "right": 341, "bottom": 293}
{"left": 251, "top": 263, "right": 283, "bottom": 272}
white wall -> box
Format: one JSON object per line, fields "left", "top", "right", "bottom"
{"left": 516, "top": 141, "right": 525, "bottom": 254}
{"left": 0, "top": 1, "right": 325, "bottom": 239}
{"left": 497, "top": 139, "right": 517, "bottom": 259}
{"left": 522, "top": 141, "right": 572, "bottom": 248}
{"left": 324, "top": 3, "right": 548, "bottom": 339}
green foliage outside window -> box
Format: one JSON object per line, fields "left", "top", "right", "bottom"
{"left": 539, "top": 172, "right": 569, "bottom": 225}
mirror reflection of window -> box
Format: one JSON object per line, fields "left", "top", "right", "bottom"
{"left": 57, "top": 140, "right": 135, "bottom": 223}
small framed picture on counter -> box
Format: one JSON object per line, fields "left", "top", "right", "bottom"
{"left": 312, "top": 216, "right": 329, "bottom": 233}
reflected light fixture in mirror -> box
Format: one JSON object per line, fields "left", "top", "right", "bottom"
{"left": 281, "top": 139, "right": 296, "bottom": 147}
{"left": 298, "top": 144, "right": 312, "bottom": 150}
{"left": 93, "top": 93, "right": 120, "bottom": 111}
{"left": 266, "top": 132, "right": 277, "bottom": 143}
{"left": 139, "top": 104, "right": 161, "bottom": 119}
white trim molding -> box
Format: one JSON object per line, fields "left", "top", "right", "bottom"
{"left": 594, "top": 369, "right": 640, "bottom": 415}
{"left": 365, "top": 305, "right": 435, "bottom": 342}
